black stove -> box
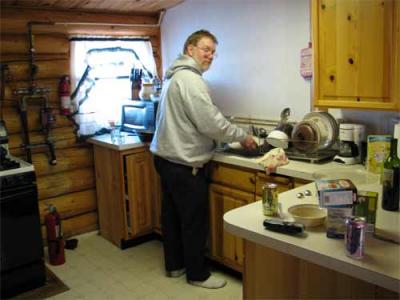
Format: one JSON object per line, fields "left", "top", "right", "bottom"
{"left": 0, "top": 155, "right": 34, "bottom": 177}
{"left": 0, "top": 154, "right": 46, "bottom": 298}
{"left": 0, "top": 143, "right": 21, "bottom": 171}
{"left": 0, "top": 157, "right": 20, "bottom": 171}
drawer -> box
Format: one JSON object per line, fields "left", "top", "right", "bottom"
{"left": 210, "top": 163, "right": 256, "bottom": 193}
{"left": 255, "top": 172, "right": 293, "bottom": 196}
{"left": 294, "top": 178, "right": 312, "bottom": 188}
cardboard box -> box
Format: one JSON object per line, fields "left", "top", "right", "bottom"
{"left": 315, "top": 179, "right": 357, "bottom": 207}
{"left": 366, "top": 135, "right": 391, "bottom": 174}
{"left": 326, "top": 206, "right": 353, "bottom": 239}
{"left": 354, "top": 191, "right": 378, "bottom": 233}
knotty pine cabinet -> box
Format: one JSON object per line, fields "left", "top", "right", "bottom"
{"left": 312, "top": 0, "right": 400, "bottom": 111}
{"left": 93, "top": 145, "right": 158, "bottom": 248}
{"left": 244, "top": 240, "right": 399, "bottom": 299}
{"left": 209, "top": 184, "right": 255, "bottom": 272}
{"left": 208, "top": 162, "right": 294, "bottom": 272}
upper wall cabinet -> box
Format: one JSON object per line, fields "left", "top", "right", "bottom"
{"left": 312, "top": 0, "right": 400, "bottom": 111}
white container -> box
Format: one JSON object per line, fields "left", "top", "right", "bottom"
{"left": 339, "top": 123, "right": 354, "bottom": 142}
{"left": 139, "top": 83, "right": 154, "bottom": 100}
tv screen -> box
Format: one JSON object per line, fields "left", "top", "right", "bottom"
{"left": 121, "top": 101, "right": 157, "bottom": 134}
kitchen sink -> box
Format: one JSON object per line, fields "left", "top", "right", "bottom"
{"left": 219, "top": 142, "right": 273, "bottom": 158}
{"left": 312, "top": 168, "right": 380, "bottom": 185}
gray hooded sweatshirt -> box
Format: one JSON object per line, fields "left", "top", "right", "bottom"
{"left": 150, "top": 55, "right": 247, "bottom": 168}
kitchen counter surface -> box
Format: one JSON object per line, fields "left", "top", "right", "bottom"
{"left": 224, "top": 182, "right": 400, "bottom": 293}
{"left": 87, "top": 135, "right": 377, "bottom": 182}
{"left": 87, "top": 133, "right": 149, "bottom": 151}
{"left": 212, "top": 151, "right": 378, "bottom": 181}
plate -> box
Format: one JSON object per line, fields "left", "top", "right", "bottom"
{"left": 303, "top": 112, "right": 338, "bottom": 150}
{"left": 291, "top": 120, "right": 321, "bottom": 153}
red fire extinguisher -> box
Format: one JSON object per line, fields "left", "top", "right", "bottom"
{"left": 45, "top": 205, "right": 65, "bottom": 265}
{"left": 59, "top": 75, "right": 71, "bottom": 115}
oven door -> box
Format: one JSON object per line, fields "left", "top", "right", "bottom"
{"left": 0, "top": 184, "right": 44, "bottom": 271}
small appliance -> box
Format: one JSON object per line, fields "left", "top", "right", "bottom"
{"left": 121, "top": 100, "right": 159, "bottom": 135}
{"left": 334, "top": 123, "right": 363, "bottom": 165}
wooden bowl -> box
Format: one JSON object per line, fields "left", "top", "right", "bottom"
{"left": 288, "top": 204, "right": 327, "bottom": 227}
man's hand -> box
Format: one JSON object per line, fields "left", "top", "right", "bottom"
{"left": 240, "top": 135, "right": 257, "bottom": 151}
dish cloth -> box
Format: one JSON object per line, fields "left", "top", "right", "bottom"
{"left": 256, "top": 147, "right": 289, "bottom": 175}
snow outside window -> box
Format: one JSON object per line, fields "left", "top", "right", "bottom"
{"left": 69, "top": 38, "right": 157, "bottom": 137}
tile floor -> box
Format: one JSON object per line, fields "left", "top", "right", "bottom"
{"left": 47, "top": 231, "right": 243, "bottom": 300}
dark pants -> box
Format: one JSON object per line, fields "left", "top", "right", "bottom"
{"left": 153, "top": 156, "right": 210, "bottom": 281}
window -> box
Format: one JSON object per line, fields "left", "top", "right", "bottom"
{"left": 70, "top": 38, "right": 157, "bottom": 137}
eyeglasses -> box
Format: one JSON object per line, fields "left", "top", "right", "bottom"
{"left": 195, "top": 46, "right": 218, "bottom": 58}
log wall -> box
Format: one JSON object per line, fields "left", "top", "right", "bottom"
{"left": 1, "top": 7, "right": 162, "bottom": 239}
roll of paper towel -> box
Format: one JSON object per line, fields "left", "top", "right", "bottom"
{"left": 394, "top": 122, "right": 400, "bottom": 154}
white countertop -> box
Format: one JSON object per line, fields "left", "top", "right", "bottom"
{"left": 213, "top": 151, "right": 378, "bottom": 181}
{"left": 87, "top": 133, "right": 149, "bottom": 151}
{"left": 224, "top": 183, "right": 400, "bottom": 293}
{"left": 88, "top": 136, "right": 380, "bottom": 183}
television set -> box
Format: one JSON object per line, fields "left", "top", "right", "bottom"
{"left": 121, "top": 100, "right": 158, "bottom": 135}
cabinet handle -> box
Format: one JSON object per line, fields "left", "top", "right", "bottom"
{"left": 249, "top": 177, "right": 255, "bottom": 185}
{"left": 348, "top": 58, "right": 354, "bottom": 65}
{"left": 329, "top": 75, "right": 335, "bottom": 82}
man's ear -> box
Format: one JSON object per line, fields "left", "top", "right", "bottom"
{"left": 187, "top": 45, "right": 195, "bottom": 57}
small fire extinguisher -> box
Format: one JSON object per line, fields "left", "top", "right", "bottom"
{"left": 45, "top": 204, "right": 65, "bottom": 265}
{"left": 59, "top": 75, "right": 71, "bottom": 115}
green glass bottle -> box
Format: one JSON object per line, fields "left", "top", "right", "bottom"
{"left": 382, "top": 138, "right": 400, "bottom": 211}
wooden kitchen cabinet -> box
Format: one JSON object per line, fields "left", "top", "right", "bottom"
{"left": 208, "top": 162, "right": 295, "bottom": 271}
{"left": 244, "top": 240, "right": 399, "bottom": 299}
{"left": 293, "top": 178, "right": 312, "bottom": 188}
{"left": 125, "top": 152, "right": 153, "bottom": 237}
{"left": 312, "top": 0, "right": 400, "bottom": 111}
{"left": 209, "top": 183, "right": 254, "bottom": 272}
{"left": 208, "top": 162, "right": 256, "bottom": 272}
{"left": 151, "top": 163, "right": 162, "bottom": 234}
{"left": 210, "top": 162, "right": 256, "bottom": 193}
{"left": 93, "top": 145, "right": 157, "bottom": 248}
{"left": 255, "top": 171, "right": 294, "bottom": 196}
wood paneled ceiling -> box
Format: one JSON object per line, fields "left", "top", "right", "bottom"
{"left": 1, "top": 0, "right": 185, "bottom": 15}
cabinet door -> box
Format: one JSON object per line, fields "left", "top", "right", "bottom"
{"left": 312, "top": 0, "right": 399, "bottom": 110}
{"left": 209, "top": 183, "right": 254, "bottom": 272}
{"left": 93, "top": 145, "right": 127, "bottom": 246}
{"left": 149, "top": 155, "right": 162, "bottom": 234}
{"left": 125, "top": 151, "right": 153, "bottom": 237}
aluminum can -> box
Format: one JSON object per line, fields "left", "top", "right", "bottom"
{"left": 262, "top": 183, "right": 278, "bottom": 216}
{"left": 345, "top": 216, "right": 367, "bottom": 259}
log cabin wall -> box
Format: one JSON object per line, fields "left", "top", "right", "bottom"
{"left": 0, "top": 6, "right": 162, "bottom": 240}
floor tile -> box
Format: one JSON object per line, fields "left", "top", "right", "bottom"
{"left": 46, "top": 232, "right": 242, "bottom": 299}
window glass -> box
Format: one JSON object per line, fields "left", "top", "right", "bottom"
{"left": 69, "top": 38, "right": 157, "bottom": 137}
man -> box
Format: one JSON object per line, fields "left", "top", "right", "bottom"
{"left": 150, "top": 29, "right": 257, "bottom": 289}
